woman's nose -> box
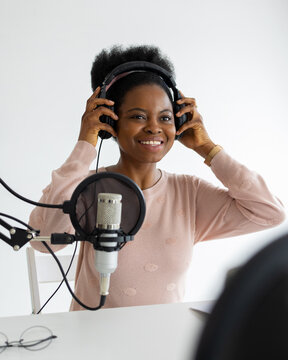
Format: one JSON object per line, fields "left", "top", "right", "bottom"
{"left": 143, "top": 118, "right": 162, "bottom": 134}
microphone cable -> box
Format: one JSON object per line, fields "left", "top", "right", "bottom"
{"left": 36, "top": 240, "right": 78, "bottom": 314}
{"left": 0, "top": 212, "right": 106, "bottom": 312}
{"left": 0, "top": 212, "right": 36, "bottom": 232}
{"left": 0, "top": 135, "right": 104, "bottom": 208}
{"left": 38, "top": 138, "right": 107, "bottom": 311}
{"left": 0, "top": 178, "right": 63, "bottom": 209}
{"left": 1, "top": 137, "right": 107, "bottom": 312}
{"left": 42, "top": 241, "right": 106, "bottom": 311}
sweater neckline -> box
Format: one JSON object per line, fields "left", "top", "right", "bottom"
{"left": 101, "top": 167, "right": 167, "bottom": 195}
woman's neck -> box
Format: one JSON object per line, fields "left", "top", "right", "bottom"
{"left": 106, "top": 161, "right": 161, "bottom": 190}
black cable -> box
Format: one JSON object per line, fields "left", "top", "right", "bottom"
{"left": 75, "top": 137, "right": 104, "bottom": 227}
{"left": 0, "top": 212, "right": 37, "bottom": 232}
{"left": 95, "top": 138, "right": 104, "bottom": 173}
{"left": 0, "top": 212, "right": 105, "bottom": 311}
{"left": 1, "top": 138, "right": 106, "bottom": 311}
{"left": 0, "top": 214, "right": 96, "bottom": 311}
{"left": 42, "top": 241, "right": 106, "bottom": 311}
{"left": 36, "top": 241, "right": 79, "bottom": 314}
{"left": 1, "top": 137, "right": 103, "bottom": 210}
{"left": 0, "top": 178, "right": 63, "bottom": 209}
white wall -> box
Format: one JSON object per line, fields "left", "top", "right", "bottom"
{"left": 0, "top": 0, "right": 287, "bottom": 317}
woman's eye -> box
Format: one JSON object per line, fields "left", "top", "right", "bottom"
{"left": 161, "top": 116, "right": 173, "bottom": 122}
{"left": 131, "top": 114, "right": 145, "bottom": 120}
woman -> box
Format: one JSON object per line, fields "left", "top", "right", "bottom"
{"left": 29, "top": 45, "right": 285, "bottom": 311}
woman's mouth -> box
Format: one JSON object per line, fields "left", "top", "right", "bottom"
{"left": 139, "top": 140, "right": 163, "bottom": 146}
{"left": 138, "top": 139, "right": 164, "bottom": 151}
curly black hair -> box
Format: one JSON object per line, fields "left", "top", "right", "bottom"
{"left": 90, "top": 44, "right": 175, "bottom": 90}
{"left": 90, "top": 45, "right": 176, "bottom": 115}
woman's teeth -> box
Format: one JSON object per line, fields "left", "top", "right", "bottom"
{"left": 140, "top": 141, "right": 161, "bottom": 145}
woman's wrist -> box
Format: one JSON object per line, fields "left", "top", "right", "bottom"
{"left": 204, "top": 145, "right": 223, "bottom": 166}
{"left": 78, "top": 131, "right": 98, "bottom": 147}
{"left": 194, "top": 141, "right": 216, "bottom": 159}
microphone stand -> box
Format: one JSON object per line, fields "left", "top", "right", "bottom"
{"left": 0, "top": 216, "right": 39, "bottom": 251}
{"left": 0, "top": 216, "right": 76, "bottom": 251}
{"left": 0, "top": 172, "right": 145, "bottom": 311}
{"left": 0, "top": 214, "right": 110, "bottom": 311}
{"left": 0, "top": 214, "right": 134, "bottom": 251}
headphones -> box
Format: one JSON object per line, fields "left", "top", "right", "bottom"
{"left": 97, "top": 61, "right": 188, "bottom": 140}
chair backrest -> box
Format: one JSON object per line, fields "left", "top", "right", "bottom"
{"left": 26, "top": 246, "right": 78, "bottom": 314}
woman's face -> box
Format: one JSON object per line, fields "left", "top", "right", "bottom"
{"left": 116, "top": 84, "right": 176, "bottom": 165}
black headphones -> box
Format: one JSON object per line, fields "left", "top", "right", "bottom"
{"left": 97, "top": 61, "right": 188, "bottom": 140}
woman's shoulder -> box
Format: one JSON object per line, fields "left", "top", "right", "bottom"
{"left": 161, "top": 169, "right": 201, "bottom": 184}
{"left": 154, "top": 169, "right": 205, "bottom": 195}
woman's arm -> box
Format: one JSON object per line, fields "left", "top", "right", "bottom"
{"left": 29, "top": 140, "right": 96, "bottom": 252}
{"left": 194, "top": 149, "right": 286, "bottom": 242}
{"left": 175, "top": 93, "right": 285, "bottom": 241}
{"left": 29, "top": 86, "right": 119, "bottom": 252}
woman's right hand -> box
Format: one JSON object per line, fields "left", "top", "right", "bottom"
{"left": 78, "top": 86, "right": 119, "bottom": 147}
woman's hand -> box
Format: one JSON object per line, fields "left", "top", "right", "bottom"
{"left": 78, "top": 87, "right": 119, "bottom": 147}
{"left": 175, "top": 93, "right": 216, "bottom": 158}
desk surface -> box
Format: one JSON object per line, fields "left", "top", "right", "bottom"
{"left": 0, "top": 301, "right": 208, "bottom": 360}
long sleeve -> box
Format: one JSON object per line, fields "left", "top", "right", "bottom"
{"left": 29, "top": 141, "right": 96, "bottom": 252}
{"left": 194, "top": 149, "right": 286, "bottom": 242}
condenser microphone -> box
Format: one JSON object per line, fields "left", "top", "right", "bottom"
{"left": 94, "top": 193, "right": 122, "bottom": 296}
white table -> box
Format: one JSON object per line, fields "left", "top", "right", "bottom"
{"left": 0, "top": 301, "right": 209, "bottom": 360}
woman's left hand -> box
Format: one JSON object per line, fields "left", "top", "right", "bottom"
{"left": 175, "top": 92, "right": 216, "bottom": 158}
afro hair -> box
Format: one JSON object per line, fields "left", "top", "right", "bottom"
{"left": 90, "top": 44, "right": 175, "bottom": 91}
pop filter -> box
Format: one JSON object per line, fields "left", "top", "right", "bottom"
{"left": 62, "top": 172, "right": 146, "bottom": 241}
{"left": 0, "top": 172, "right": 146, "bottom": 249}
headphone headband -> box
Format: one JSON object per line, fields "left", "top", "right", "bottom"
{"left": 102, "top": 61, "right": 177, "bottom": 89}
{"left": 98, "top": 60, "right": 187, "bottom": 140}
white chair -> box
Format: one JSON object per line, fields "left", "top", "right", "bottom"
{"left": 26, "top": 246, "right": 78, "bottom": 314}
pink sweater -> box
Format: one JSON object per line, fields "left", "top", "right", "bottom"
{"left": 29, "top": 141, "right": 285, "bottom": 310}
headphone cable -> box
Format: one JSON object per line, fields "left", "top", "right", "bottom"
{"left": 96, "top": 138, "right": 104, "bottom": 173}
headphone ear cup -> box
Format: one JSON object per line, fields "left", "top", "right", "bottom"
{"left": 97, "top": 86, "right": 117, "bottom": 140}
{"left": 174, "top": 102, "right": 188, "bottom": 140}
{"left": 98, "top": 105, "right": 117, "bottom": 140}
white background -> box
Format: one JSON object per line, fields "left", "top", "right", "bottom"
{"left": 0, "top": 0, "right": 287, "bottom": 316}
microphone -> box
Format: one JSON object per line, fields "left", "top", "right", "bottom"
{"left": 0, "top": 172, "right": 145, "bottom": 312}
{"left": 94, "top": 193, "right": 122, "bottom": 296}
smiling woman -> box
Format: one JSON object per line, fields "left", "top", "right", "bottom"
{"left": 28, "top": 44, "right": 285, "bottom": 312}
{"left": 110, "top": 84, "right": 176, "bottom": 183}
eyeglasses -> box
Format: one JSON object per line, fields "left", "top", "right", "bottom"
{"left": 0, "top": 325, "right": 57, "bottom": 353}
